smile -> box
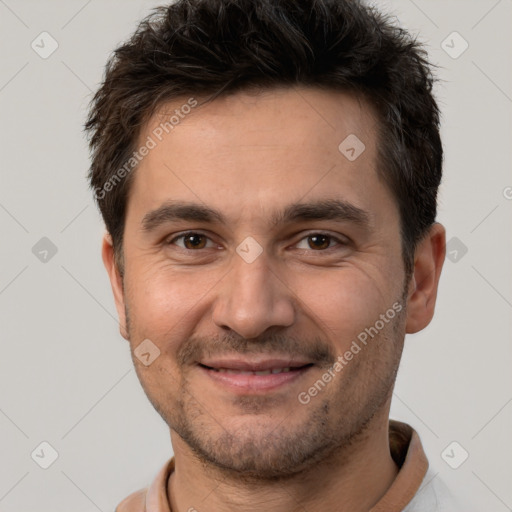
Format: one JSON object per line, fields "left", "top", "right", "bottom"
{"left": 198, "top": 361, "right": 314, "bottom": 393}
{"left": 209, "top": 367, "right": 294, "bottom": 375}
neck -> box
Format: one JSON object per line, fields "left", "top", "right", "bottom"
{"left": 167, "top": 410, "right": 399, "bottom": 512}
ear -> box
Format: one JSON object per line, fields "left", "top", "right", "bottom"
{"left": 102, "top": 233, "right": 129, "bottom": 340}
{"left": 405, "top": 222, "right": 446, "bottom": 334}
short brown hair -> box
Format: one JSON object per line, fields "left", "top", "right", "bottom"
{"left": 85, "top": 0, "right": 443, "bottom": 277}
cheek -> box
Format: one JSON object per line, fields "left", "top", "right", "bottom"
{"left": 295, "top": 269, "right": 393, "bottom": 348}
{"left": 124, "top": 265, "right": 216, "bottom": 341}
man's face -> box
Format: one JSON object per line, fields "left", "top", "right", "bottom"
{"left": 109, "top": 87, "right": 410, "bottom": 478}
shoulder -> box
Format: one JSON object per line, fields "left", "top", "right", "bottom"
{"left": 114, "top": 488, "right": 147, "bottom": 512}
{"left": 114, "top": 456, "right": 175, "bottom": 512}
{"left": 403, "top": 468, "right": 467, "bottom": 512}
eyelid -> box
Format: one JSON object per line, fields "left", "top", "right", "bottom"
{"left": 293, "top": 231, "right": 351, "bottom": 251}
{"left": 166, "top": 231, "right": 219, "bottom": 249}
{"left": 166, "top": 230, "right": 351, "bottom": 251}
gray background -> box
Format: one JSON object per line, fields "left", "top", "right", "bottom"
{"left": 0, "top": 0, "right": 511, "bottom": 510}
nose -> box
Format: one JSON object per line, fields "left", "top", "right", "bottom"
{"left": 211, "top": 248, "right": 295, "bottom": 340}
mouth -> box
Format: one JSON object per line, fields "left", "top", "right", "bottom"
{"left": 197, "top": 358, "right": 314, "bottom": 393}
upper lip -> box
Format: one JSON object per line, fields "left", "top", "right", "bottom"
{"left": 199, "top": 357, "right": 312, "bottom": 372}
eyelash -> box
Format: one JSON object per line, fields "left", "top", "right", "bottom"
{"left": 166, "top": 231, "right": 349, "bottom": 253}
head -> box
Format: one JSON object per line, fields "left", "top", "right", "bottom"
{"left": 85, "top": 0, "right": 446, "bottom": 479}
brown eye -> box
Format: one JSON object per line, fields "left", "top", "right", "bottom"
{"left": 169, "top": 232, "right": 213, "bottom": 250}
{"left": 183, "top": 233, "right": 207, "bottom": 249}
{"left": 295, "top": 232, "right": 348, "bottom": 252}
{"left": 307, "top": 234, "right": 331, "bottom": 250}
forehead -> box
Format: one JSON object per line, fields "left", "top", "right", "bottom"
{"left": 128, "top": 86, "right": 396, "bottom": 231}
{"left": 146, "top": 86, "right": 377, "bottom": 154}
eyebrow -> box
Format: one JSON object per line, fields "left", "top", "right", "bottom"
{"left": 141, "top": 199, "right": 371, "bottom": 233}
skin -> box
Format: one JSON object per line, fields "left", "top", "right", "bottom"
{"left": 102, "top": 86, "right": 446, "bottom": 512}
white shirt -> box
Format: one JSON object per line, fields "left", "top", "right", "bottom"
{"left": 403, "top": 467, "right": 467, "bottom": 511}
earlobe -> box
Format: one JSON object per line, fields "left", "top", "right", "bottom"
{"left": 101, "top": 233, "right": 129, "bottom": 340}
{"left": 405, "top": 223, "right": 446, "bottom": 334}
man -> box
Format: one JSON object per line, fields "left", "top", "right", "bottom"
{"left": 85, "top": 0, "right": 462, "bottom": 510}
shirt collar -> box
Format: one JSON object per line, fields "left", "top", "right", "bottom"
{"left": 117, "top": 419, "right": 428, "bottom": 512}
{"left": 369, "top": 420, "right": 429, "bottom": 511}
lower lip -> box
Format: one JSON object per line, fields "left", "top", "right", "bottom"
{"left": 199, "top": 365, "right": 312, "bottom": 393}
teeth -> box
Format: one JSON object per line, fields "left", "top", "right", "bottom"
{"left": 213, "top": 367, "right": 292, "bottom": 375}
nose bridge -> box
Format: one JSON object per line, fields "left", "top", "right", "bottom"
{"left": 232, "top": 251, "right": 273, "bottom": 302}
{"left": 211, "top": 248, "right": 295, "bottom": 339}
